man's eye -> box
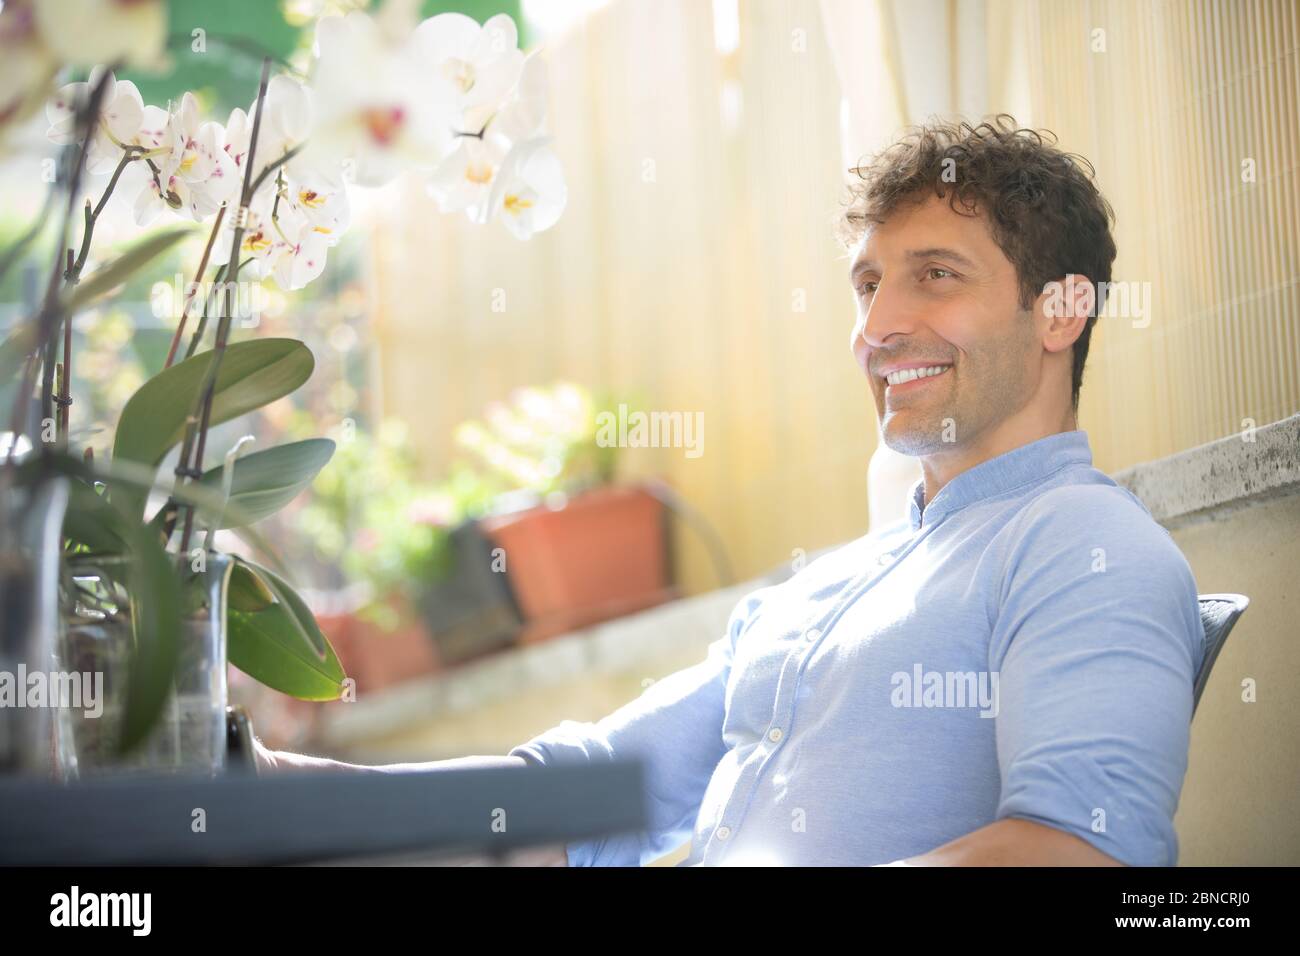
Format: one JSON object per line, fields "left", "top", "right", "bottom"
{"left": 858, "top": 280, "right": 878, "bottom": 295}
{"left": 926, "top": 267, "right": 954, "bottom": 280}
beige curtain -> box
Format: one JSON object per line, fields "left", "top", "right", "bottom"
{"left": 1023, "top": 0, "right": 1300, "bottom": 469}
{"left": 369, "top": 0, "right": 871, "bottom": 594}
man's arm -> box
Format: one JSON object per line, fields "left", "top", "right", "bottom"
{"left": 250, "top": 738, "right": 529, "bottom": 776}
{"left": 249, "top": 742, "right": 569, "bottom": 865}
{"left": 880, "top": 818, "right": 1124, "bottom": 866}
{"left": 979, "top": 485, "right": 1203, "bottom": 866}
{"left": 882, "top": 485, "right": 1203, "bottom": 867}
{"left": 504, "top": 585, "right": 776, "bottom": 866}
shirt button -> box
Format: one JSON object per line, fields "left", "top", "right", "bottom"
{"left": 804, "top": 628, "right": 820, "bottom": 642}
{"left": 767, "top": 727, "right": 783, "bottom": 743}
{"left": 715, "top": 826, "right": 731, "bottom": 841}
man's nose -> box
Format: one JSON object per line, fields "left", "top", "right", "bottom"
{"left": 858, "top": 280, "right": 919, "bottom": 350}
{"left": 851, "top": 281, "right": 918, "bottom": 371}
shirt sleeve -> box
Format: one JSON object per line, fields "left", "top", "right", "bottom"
{"left": 507, "top": 585, "right": 773, "bottom": 866}
{"left": 987, "top": 484, "right": 1205, "bottom": 866}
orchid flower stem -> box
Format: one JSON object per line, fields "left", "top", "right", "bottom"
{"left": 175, "top": 57, "right": 273, "bottom": 562}
{"left": 48, "top": 149, "right": 137, "bottom": 444}
{"left": 270, "top": 170, "right": 284, "bottom": 222}
{"left": 1, "top": 65, "right": 115, "bottom": 541}
{"left": 163, "top": 204, "right": 227, "bottom": 370}
{"left": 57, "top": 252, "right": 73, "bottom": 441}
{"left": 69, "top": 150, "right": 135, "bottom": 280}
{"left": 182, "top": 263, "right": 224, "bottom": 362}
{"left": 248, "top": 143, "right": 303, "bottom": 199}
{"left": 34, "top": 68, "right": 115, "bottom": 451}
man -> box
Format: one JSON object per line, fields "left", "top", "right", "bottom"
{"left": 257, "top": 116, "right": 1204, "bottom": 867}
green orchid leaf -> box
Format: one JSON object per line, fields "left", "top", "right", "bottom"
{"left": 228, "top": 558, "right": 276, "bottom": 613}
{"left": 228, "top": 523, "right": 293, "bottom": 577}
{"left": 199, "top": 438, "right": 335, "bottom": 528}
{"left": 245, "top": 560, "right": 328, "bottom": 660}
{"left": 0, "top": 324, "right": 37, "bottom": 384}
{"left": 63, "top": 477, "right": 132, "bottom": 553}
{"left": 112, "top": 338, "right": 314, "bottom": 520}
{"left": 117, "top": 519, "right": 183, "bottom": 754}
{"left": 227, "top": 557, "right": 346, "bottom": 701}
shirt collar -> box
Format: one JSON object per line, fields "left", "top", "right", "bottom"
{"left": 906, "top": 430, "right": 1094, "bottom": 532}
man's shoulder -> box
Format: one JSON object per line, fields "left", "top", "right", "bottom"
{"left": 1001, "top": 470, "right": 1197, "bottom": 588}
{"left": 1011, "top": 470, "right": 1164, "bottom": 539}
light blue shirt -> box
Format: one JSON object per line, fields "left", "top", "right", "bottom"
{"left": 509, "top": 431, "right": 1204, "bottom": 866}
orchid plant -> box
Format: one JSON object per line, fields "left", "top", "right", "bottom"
{"left": 0, "top": 0, "right": 566, "bottom": 754}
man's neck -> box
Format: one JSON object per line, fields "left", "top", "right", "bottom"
{"left": 919, "top": 405, "right": 1078, "bottom": 507}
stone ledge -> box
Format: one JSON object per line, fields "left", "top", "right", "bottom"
{"left": 1112, "top": 413, "right": 1300, "bottom": 529}
{"left": 318, "top": 572, "right": 787, "bottom": 746}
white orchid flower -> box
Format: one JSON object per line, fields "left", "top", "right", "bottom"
{"left": 488, "top": 50, "right": 550, "bottom": 144}
{"left": 307, "top": 3, "right": 452, "bottom": 186}
{"left": 133, "top": 93, "right": 237, "bottom": 225}
{"left": 413, "top": 12, "right": 525, "bottom": 135}
{"left": 217, "top": 188, "right": 280, "bottom": 276}
{"left": 46, "top": 68, "right": 145, "bottom": 173}
{"left": 272, "top": 172, "right": 350, "bottom": 290}
{"left": 427, "top": 135, "right": 500, "bottom": 218}
{"left": 215, "top": 162, "right": 349, "bottom": 292}
{"left": 270, "top": 214, "right": 336, "bottom": 291}
{"left": 485, "top": 135, "right": 566, "bottom": 240}
{"left": 224, "top": 75, "right": 329, "bottom": 199}
{"left": 177, "top": 121, "right": 240, "bottom": 221}
{"left": 427, "top": 51, "right": 550, "bottom": 223}
{"left": 214, "top": 75, "right": 349, "bottom": 291}
{"left": 33, "top": 0, "right": 166, "bottom": 69}
{"left": 286, "top": 172, "right": 351, "bottom": 235}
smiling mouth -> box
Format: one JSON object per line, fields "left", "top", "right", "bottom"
{"left": 883, "top": 364, "right": 952, "bottom": 388}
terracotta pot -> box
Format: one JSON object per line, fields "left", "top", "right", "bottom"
{"left": 318, "top": 597, "right": 441, "bottom": 694}
{"left": 478, "top": 484, "right": 675, "bottom": 645}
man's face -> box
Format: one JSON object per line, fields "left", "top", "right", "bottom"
{"left": 849, "top": 194, "right": 1041, "bottom": 457}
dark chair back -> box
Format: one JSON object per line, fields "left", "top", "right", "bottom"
{"left": 1194, "top": 594, "right": 1250, "bottom": 714}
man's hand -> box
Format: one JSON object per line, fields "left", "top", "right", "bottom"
{"left": 493, "top": 845, "right": 570, "bottom": 867}
{"left": 250, "top": 734, "right": 280, "bottom": 775}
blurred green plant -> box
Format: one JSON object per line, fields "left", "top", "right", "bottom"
{"left": 454, "top": 382, "right": 619, "bottom": 498}
{"left": 295, "top": 418, "right": 453, "bottom": 607}
{"left": 288, "top": 383, "right": 627, "bottom": 621}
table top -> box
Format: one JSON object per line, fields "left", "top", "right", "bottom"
{"left": 0, "top": 760, "right": 645, "bottom": 865}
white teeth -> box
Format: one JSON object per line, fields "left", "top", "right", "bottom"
{"left": 885, "top": 365, "right": 950, "bottom": 386}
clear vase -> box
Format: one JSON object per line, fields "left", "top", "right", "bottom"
{"left": 0, "top": 476, "right": 70, "bottom": 777}
{"left": 56, "top": 550, "right": 233, "bottom": 778}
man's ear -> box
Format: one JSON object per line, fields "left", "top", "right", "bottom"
{"left": 1034, "top": 273, "right": 1094, "bottom": 354}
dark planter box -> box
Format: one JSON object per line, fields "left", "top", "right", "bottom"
{"left": 419, "top": 520, "right": 524, "bottom": 666}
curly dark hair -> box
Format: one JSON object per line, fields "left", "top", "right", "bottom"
{"left": 840, "top": 115, "right": 1117, "bottom": 409}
